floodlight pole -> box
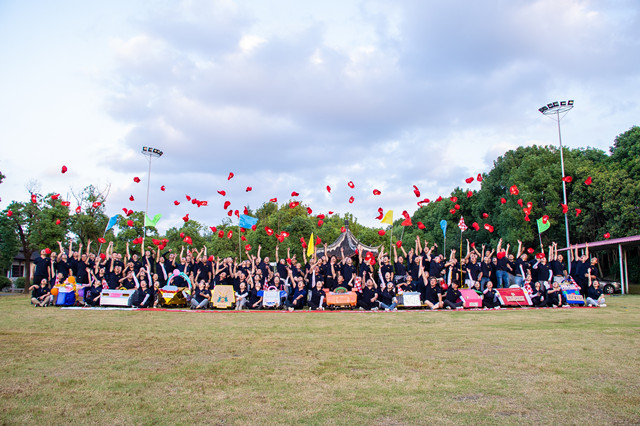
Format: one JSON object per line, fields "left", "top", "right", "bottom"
{"left": 141, "top": 147, "right": 163, "bottom": 251}
{"left": 539, "top": 100, "right": 573, "bottom": 270}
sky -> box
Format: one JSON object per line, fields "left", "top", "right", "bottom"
{"left": 1, "top": 0, "right": 639, "bottom": 233}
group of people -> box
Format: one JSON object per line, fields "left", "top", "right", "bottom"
{"left": 28, "top": 235, "right": 607, "bottom": 310}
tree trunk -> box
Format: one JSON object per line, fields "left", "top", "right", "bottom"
{"left": 22, "top": 253, "right": 32, "bottom": 294}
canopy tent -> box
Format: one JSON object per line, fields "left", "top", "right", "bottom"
{"left": 558, "top": 235, "right": 640, "bottom": 295}
{"left": 316, "top": 220, "right": 381, "bottom": 260}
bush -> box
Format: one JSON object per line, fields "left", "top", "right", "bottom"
{"left": 14, "top": 277, "right": 26, "bottom": 288}
{"left": 0, "top": 276, "right": 12, "bottom": 290}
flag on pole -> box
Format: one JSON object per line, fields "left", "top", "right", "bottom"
{"left": 537, "top": 217, "right": 550, "bottom": 233}
{"left": 381, "top": 210, "right": 394, "bottom": 225}
{"left": 239, "top": 214, "right": 258, "bottom": 229}
{"left": 458, "top": 216, "right": 468, "bottom": 232}
{"left": 440, "top": 219, "right": 447, "bottom": 238}
{"left": 105, "top": 215, "right": 119, "bottom": 232}
{"left": 145, "top": 213, "right": 162, "bottom": 227}
{"left": 307, "top": 233, "right": 315, "bottom": 257}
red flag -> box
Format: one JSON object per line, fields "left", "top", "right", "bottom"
{"left": 458, "top": 216, "right": 468, "bottom": 232}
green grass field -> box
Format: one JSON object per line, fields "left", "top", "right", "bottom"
{"left": 1, "top": 295, "right": 639, "bottom": 425}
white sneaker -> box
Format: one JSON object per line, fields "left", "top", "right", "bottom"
{"left": 494, "top": 306, "right": 501, "bottom": 310}
{"left": 371, "top": 307, "right": 378, "bottom": 311}
{"left": 599, "top": 304, "right": 606, "bottom": 307}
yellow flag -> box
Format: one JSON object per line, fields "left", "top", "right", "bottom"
{"left": 381, "top": 210, "right": 394, "bottom": 225}
{"left": 307, "top": 233, "right": 315, "bottom": 257}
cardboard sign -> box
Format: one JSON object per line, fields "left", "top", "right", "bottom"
{"left": 459, "top": 289, "right": 482, "bottom": 308}
{"left": 212, "top": 285, "right": 235, "bottom": 309}
{"left": 326, "top": 291, "right": 357, "bottom": 307}
{"left": 397, "top": 292, "right": 422, "bottom": 307}
{"left": 100, "top": 289, "right": 135, "bottom": 307}
{"left": 562, "top": 289, "right": 585, "bottom": 305}
{"left": 496, "top": 288, "right": 531, "bottom": 307}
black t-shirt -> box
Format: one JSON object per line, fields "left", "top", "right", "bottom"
{"left": 549, "top": 260, "right": 565, "bottom": 276}
{"left": 33, "top": 256, "right": 49, "bottom": 277}
{"left": 445, "top": 287, "right": 461, "bottom": 303}
{"left": 341, "top": 264, "right": 356, "bottom": 281}
{"left": 106, "top": 271, "right": 122, "bottom": 289}
{"left": 466, "top": 261, "right": 481, "bottom": 281}
{"left": 515, "top": 259, "right": 530, "bottom": 278}
{"left": 194, "top": 288, "right": 211, "bottom": 303}
{"left": 481, "top": 261, "right": 492, "bottom": 279}
{"left": 429, "top": 260, "right": 444, "bottom": 278}
{"left": 76, "top": 261, "right": 89, "bottom": 283}
{"left": 55, "top": 260, "right": 70, "bottom": 278}
{"left": 424, "top": 285, "right": 441, "bottom": 304}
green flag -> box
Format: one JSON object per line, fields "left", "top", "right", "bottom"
{"left": 145, "top": 213, "right": 162, "bottom": 228}
{"left": 536, "top": 217, "right": 550, "bottom": 234}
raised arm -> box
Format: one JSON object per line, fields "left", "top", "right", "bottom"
{"left": 516, "top": 240, "right": 523, "bottom": 258}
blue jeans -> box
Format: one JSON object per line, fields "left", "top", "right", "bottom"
{"left": 496, "top": 270, "right": 509, "bottom": 288}
{"left": 480, "top": 277, "right": 490, "bottom": 291}
{"left": 379, "top": 301, "right": 397, "bottom": 310}
{"left": 514, "top": 276, "right": 524, "bottom": 287}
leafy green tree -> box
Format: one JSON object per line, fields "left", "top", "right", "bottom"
{"left": 3, "top": 192, "right": 69, "bottom": 292}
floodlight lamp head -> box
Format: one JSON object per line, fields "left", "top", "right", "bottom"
{"left": 142, "top": 146, "right": 163, "bottom": 158}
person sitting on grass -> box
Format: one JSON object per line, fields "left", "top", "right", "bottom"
{"left": 308, "top": 279, "right": 325, "bottom": 310}
{"left": 530, "top": 281, "right": 547, "bottom": 307}
{"left": 424, "top": 276, "right": 443, "bottom": 310}
{"left": 248, "top": 281, "right": 263, "bottom": 309}
{"left": 235, "top": 282, "right": 249, "bottom": 310}
{"left": 546, "top": 281, "right": 565, "bottom": 308}
{"left": 586, "top": 278, "right": 606, "bottom": 307}
{"left": 190, "top": 280, "right": 211, "bottom": 310}
{"left": 482, "top": 281, "right": 501, "bottom": 309}
{"left": 379, "top": 281, "right": 397, "bottom": 311}
{"left": 285, "top": 280, "right": 307, "bottom": 311}
{"left": 444, "top": 281, "right": 463, "bottom": 310}
{"left": 84, "top": 278, "right": 103, "bottom": 307}
{"left": 31, "top": 278, "right": 52, "bottom": 307}
{"left": 357, "top": 279, "right": 379, "bottom": 311}
{"left": 131, "top": 280, "right": 154, "bottom": 308}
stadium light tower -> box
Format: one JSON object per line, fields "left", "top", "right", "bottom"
{"left": 141, "top": 146, "right": 163, "bottom": 248}
{"left": 539, "top": 100, "right": 574, "bottom": 267}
